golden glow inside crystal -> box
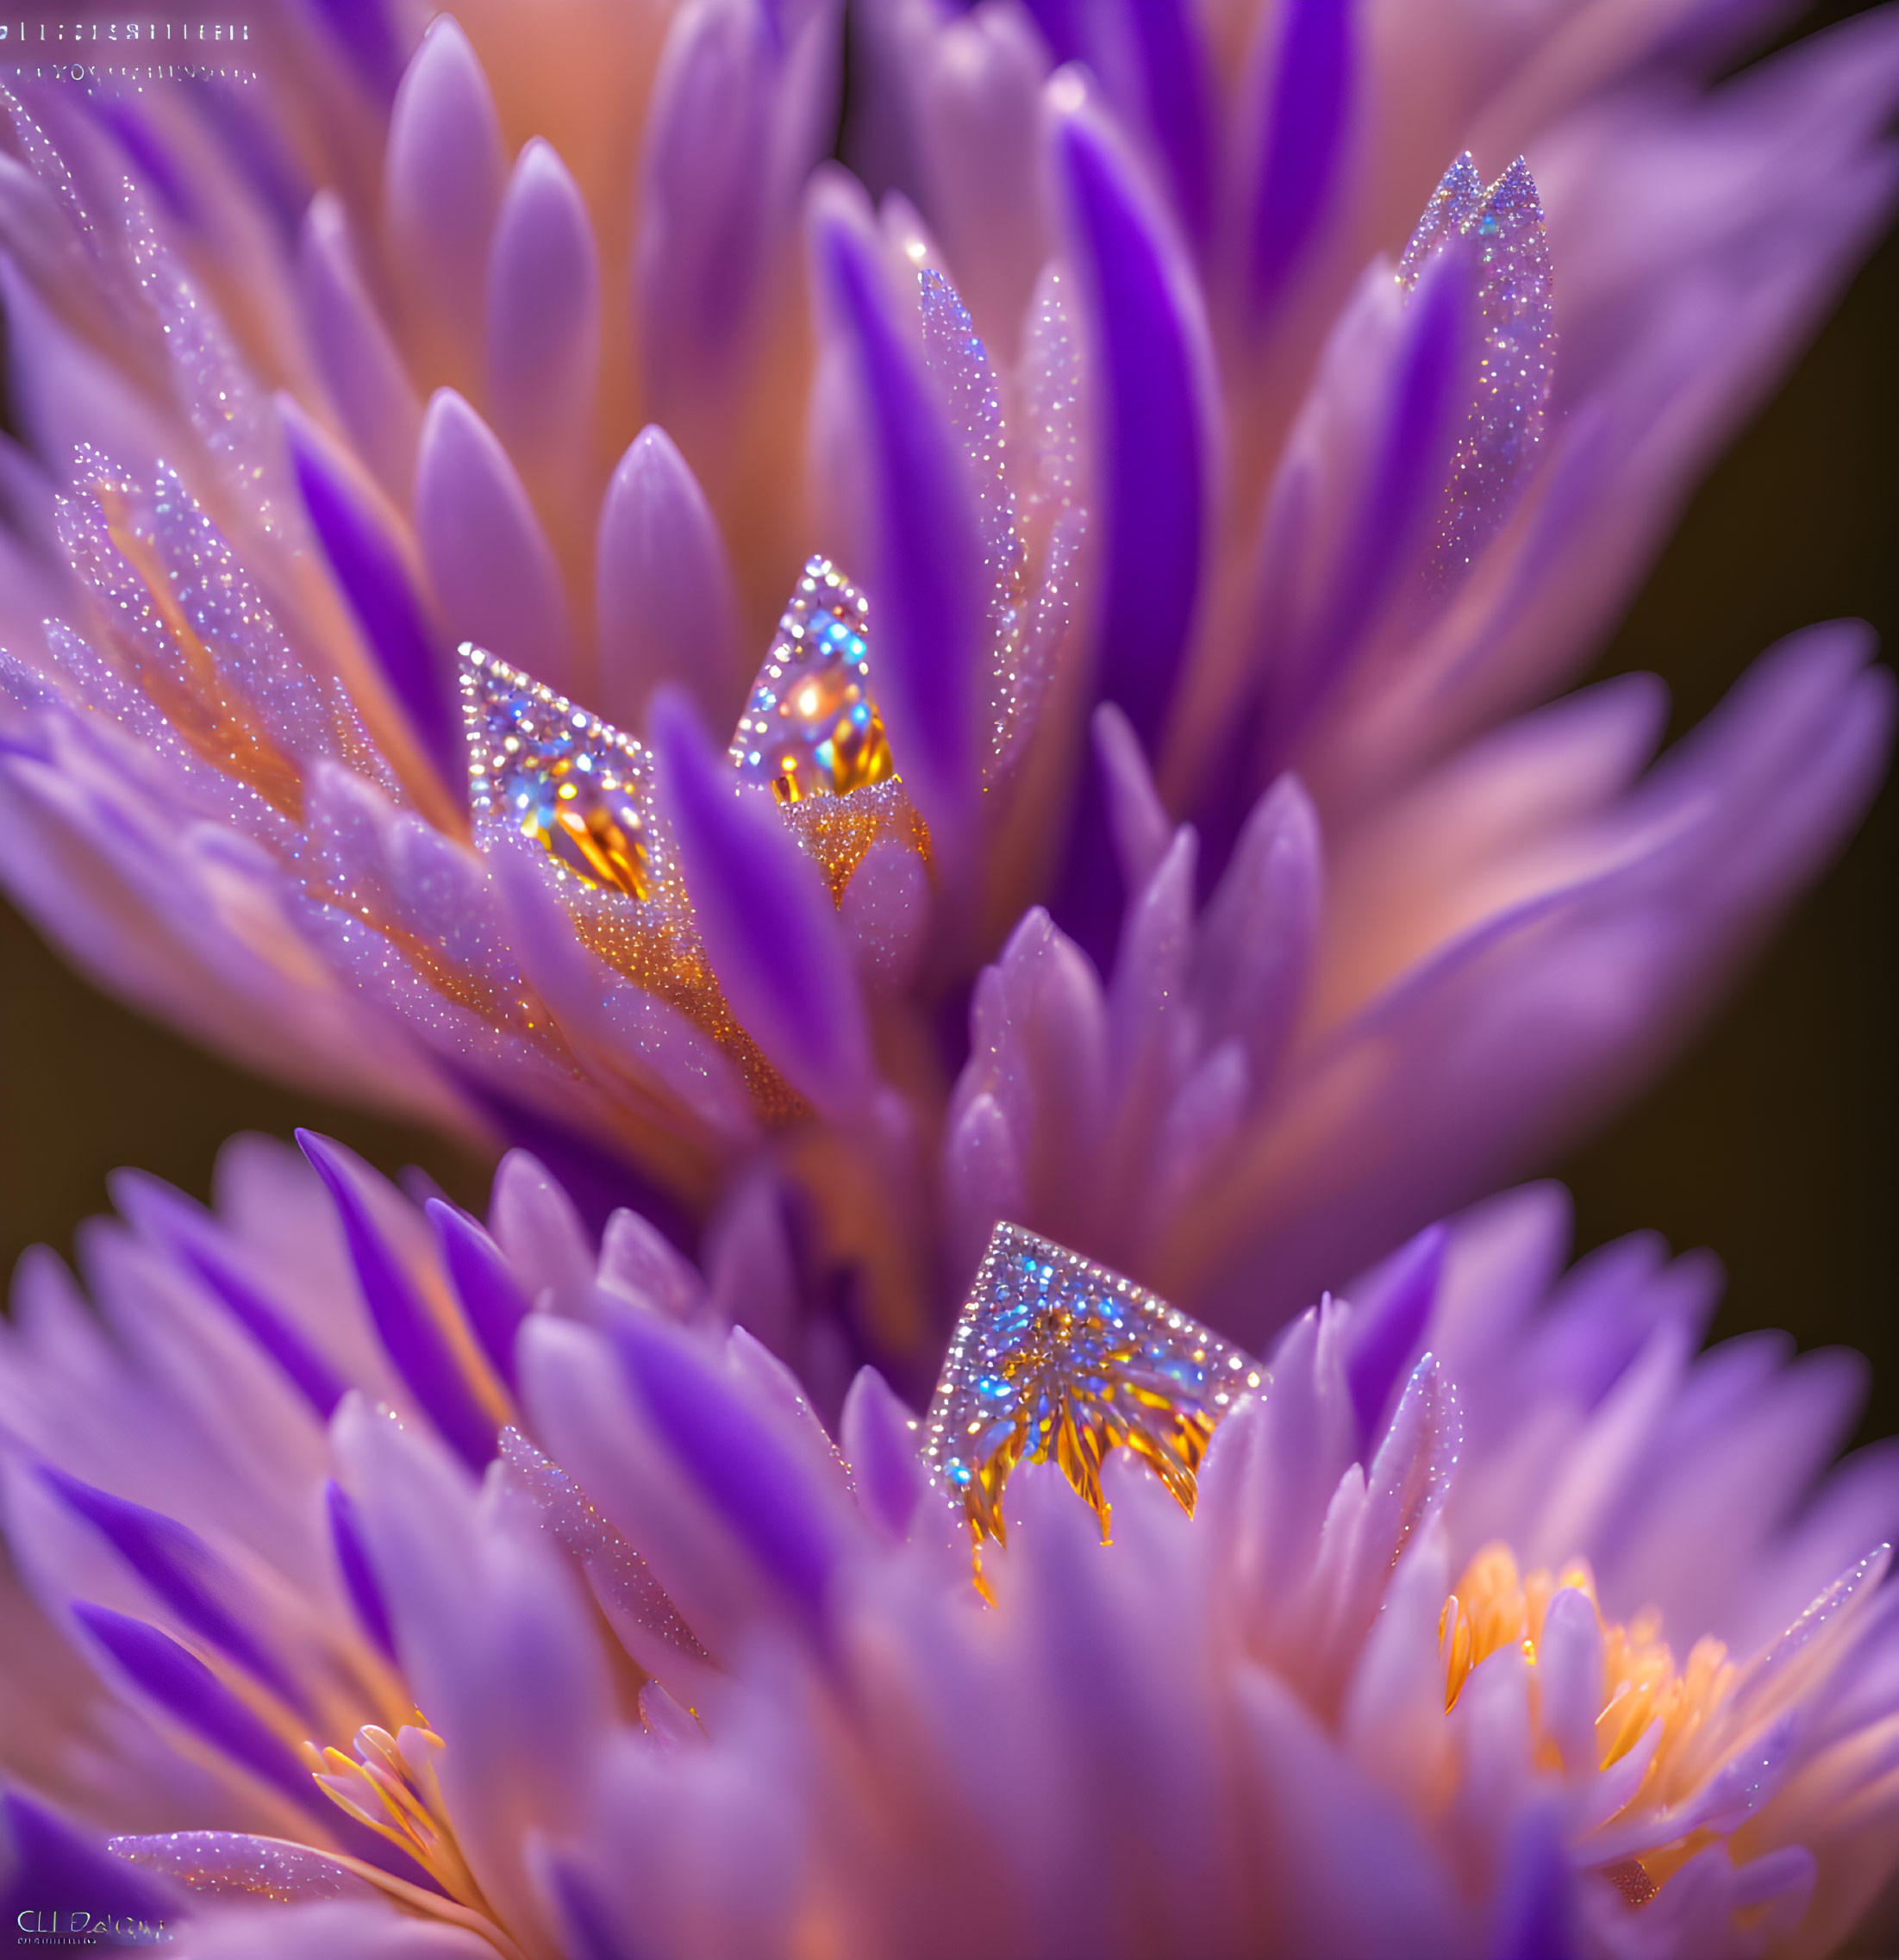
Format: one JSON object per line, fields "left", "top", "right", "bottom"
{"left": 728, "top": 555, "right": 896, "bottom": 804}
{"left": 459, "top": 646, "right": 653, "bottom": 902}
{"left": 923, "top": 1225, "right": 1261, "bottom": 1584}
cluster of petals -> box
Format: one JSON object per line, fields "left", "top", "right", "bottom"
{"left": 0, "top": 0, "right": 1890, "bottom": 1374}
{"left": 0, "top": 1135, "right": 1894, "bottom": 1957}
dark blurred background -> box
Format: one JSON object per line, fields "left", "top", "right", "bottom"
{"left": 1, "top": 22, "right": 1894, "bottom": 1445}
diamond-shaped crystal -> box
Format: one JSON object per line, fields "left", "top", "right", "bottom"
{"left": 923, "top": 1225, "right": 1262, "bottom": 1580}
{"left": 728, "top": 555, "right": 895, "bottom": 803}
{"left": 459, "top": 644, "right": 653, "bottom": 901}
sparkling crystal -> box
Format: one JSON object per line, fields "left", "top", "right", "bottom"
{"left": 459, "top": 644, "right": 653, "bottom": 901}
{"left": 728, "top": 555, "right": 895, "bottom": 803}
{"left": 922, "top": 1224, "right": 1262, "bottom": 1584}
{"left": 1397, "top": 152, "right": 1555, "bottom": 584}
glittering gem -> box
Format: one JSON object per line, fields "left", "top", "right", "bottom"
{"left": 459, "top": 644, "right": 653, "bottom": 901}
{"left": 728, "top": 555, "right": 895, "bottom": 804}
{"left": 922, "top": 1224, "right": 1262, "bottom": 1587}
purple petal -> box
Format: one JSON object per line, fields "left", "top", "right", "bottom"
{"left": 71, "top": 1604, "right": 320, "bottom": 1813}
{"left": 610, "top": 1308, "right": 841, "bottom": 1640}
{"left": 489, "top": 1149, "right": 596, "bottom": 1305}
{"left": 1261, "top": 247, "right": 1472, "bottom": 763}
{"left": 1128, "top": 0, "right": 1215, "bottom": 245}
{"left": 813, "top": 202, "right": 984, "bottom": 849}
{"left": 109, "top": 1172, "right": 347, "bottom": 1420}
{"left": 1246, "top": 0, "right": 1354, "bottom": 319}
{"left": 1190, "top": 773, "right": 1321, "bottom": 1089}
{"left": 303, "top": 0, "right": 407, "bottom": 103}
{"left": 650, "top": 689, "right": 873, "bottom": 1118}
{"left": 840, "top": 1365, "right": 923, "bottom": 1541}
{"left": 485, "top": 138, "right": 600, "bottom": 473}
{"left": 595, "top": 426, "right": 743, "bottom": 731}
{"left": 91, "top": 99, "right": 195, "bottom": 225}
{"left": 297, "top": 193, "right": 422, "bottom": 505}
{"left": 426, "top": 1199, "right": 530, "bottom": 1394}
{"left": 383, "top": 17, "right": 505, "bottom": 332}
{"left": 636, "top": 0, "right": 772, "bottom": 412}
{"left": 279, "top": 396, "right": 457, "bottom": 792}
{"left": 323, "top": 1476, "right": 396, "bottom": 1663}
{"left": 599, "top": 1208, "right": 706, "bottom": 1323}
{"left": 1343, "top": 1224, "right": 1447, "bottom": 1454}
{"left": 39, "top": 1467, "right": 308, "bottom": 1714}
{"left": 1093, "top": 702, "right": 1171, "bottom": 896}
{"left": 297, "top": 1131, "right": 498, "bottom": 1473}
{"left": 414, "top": 389, "right": 574, "bottom": 688}
{"left": 1486, "top": 1806, "right": 1578, "bottom": 1960}
{"left": 1053, "top": 107, "right": 1209, "bottom": 749}
{"left": 0, "top": 1791, "right": 181, "bottom": 1930}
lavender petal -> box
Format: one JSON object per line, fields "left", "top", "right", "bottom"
{"left": 595, "top": 426, "right": 744, "bottom": 731}
{"left": 297, "top": 194, "right": 422, "bottom": 504}
{"left": 426, "top": 1199, "right": 530, "bottom": 1395}
{"left": 322, "top": 1475, "right": 396, "bottom": 1663}
{"left": 297, "top": 1131, "right": 498, "bottom": 1473}
{"left": 71, "top": 1603, "right": 322, "bottom": 1816}
{"left": 484, "top": 138, "right": 600, "bottom": 483}
{"left": 38, "top": 1467, "right": 308, "bottom": 1714}
{"left": 280, "top": 397, "right": 457, "bottom": 793}
{"left": 1053, "top": 106, "right": 1209, "bottom": 750}
{"left": 651, "top": 688, "right": 874, "bottom": 1119}
{"left": 814, "top": 203, "right": 984, "bottom": 852}
{"left": 414, "top": 388, "right": 574, "bottom": 689}
{"left": 610, "top": 1308, "right": 843, "bottom": 1642}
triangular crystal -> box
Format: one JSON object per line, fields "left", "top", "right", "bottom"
{"left": 923, "top": 1225, "right": 1262, "bottom": 1576}
{"left": 459, "top": 644, "right": 653, "bottom": 901}
{"left": 728, "top": 555, "right": 895, "bottom": 803}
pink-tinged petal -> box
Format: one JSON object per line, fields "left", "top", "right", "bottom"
{"left": 811, "top": 191, "right": 985, "bottom": 858}
{"left": 484, "top": 138, "right": 600, "bottom": 490}
{"left": 652, "top": 688, "right": 875, "bottom": 1120}
{"left": 907, "top": 3, "right": 1050, "bottom": 361}
{"left": 1235, "top": 1662, "right": 1466, "bottom": 1959}
{"left": 597, "top": 1208, "right": 707, "bottom": 1325}
{"left": 636, "top": 0, "right": 775, "bottom": 421}
{"left": 1091, "top": 702, "right": 1171, "bottom": 901}
{"left": 1191, "top": 771, "right": 1321, "bottom": 1091}
{"left": 166, "top": 1899, "right": 493, "bottom": 1957}
{"left": 1341, "top": 1526, "right": 1452, "bottom": 1810}
{"left": 840, "top": 1365, "right": 923, "bottom": 1542}
{"left": 594, "top": 426, "right": 743, "bottom": 731}
{"left": 334, "top": 1398, "right": 612, "bottom": 1945}
{"left": 413, "top": 390, "right": 575, "bottom": 690}
{"left": 1534, "top": 1583, "right": 1603, "bottom": 1776}
{"left": 487, "top": 1149, "right": 594, "bottom": 1307}
{"left": 383, "top": 17, "right": 504, "bottom": 378}
{"left": 297, "top": 192, "right": 422, "bottom": 504}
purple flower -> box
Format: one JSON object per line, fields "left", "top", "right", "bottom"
{"left": 0, "top": 1137, "right": 1894, "bottom": 1956}
{"left": 0, "top": 1, "right": 1891, "bottom": 1383}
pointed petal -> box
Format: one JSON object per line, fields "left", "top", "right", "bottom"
{"left": 415, "top": 390, "right": 574, "bottom": 688}
{"left": 485, "top": 138, "right": 600, "bottom": 485}
{"left": 595, "top": 426, "right": 742, "bottom": 730}
{"left": 811, "top": 194, "right": 985, "bottom": 854}
{"left": 652, "top": 688, "right": 874, "bottom": 1118}
{"left": 1052, "top": 102, "right": 1210, "bottom": 748}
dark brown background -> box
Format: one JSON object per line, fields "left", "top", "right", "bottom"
{"left": 1, "top": 31, "right": 1893, "bottom": 1445}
